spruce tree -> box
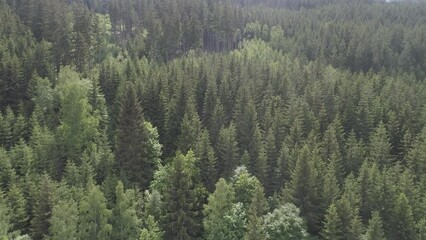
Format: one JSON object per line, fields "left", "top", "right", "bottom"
{"left": 115, "top": 82, "right": 156, "bottom": 189}
{"left": 78, "top": 185, "right": 112, "bottom": 240}
{"left": 163, "top": 151, "right": 205, "bottom": 239}
{"left": 7, "top": 184, "right": 28, "bottom": 234}
{"left": 203, "top": 178, "right": 236, "bottom": 240}
{"left": 111, "top": 181, "right": 141, "bottom": 240}
{"left": 30, "top": 175, "right": 55, "bottom": 240}
{"left": 321, "top": 204, "right": 343, "bottom": 240}
{"left": 216, "top": 123, "right": 239, "bottom": 179}
{"left": 244, "top": 185, "right": 268, "bottom": 240}
{"left": 0, "top": 192, "right": 10, "bottom": 239}
{"left": 140, "top": 215, "right": 163, "bottom": 240}
{"left": 364, "top": 211, "right": 386, "bottom": 240}
{"left": 284, "top": 145, "right": 321, "bottom": 234}
{"left": 195, "top": 131, "right": 217, "bottom": 192}
{"left": 49, "top": 200, "right": 78, "bottom": 240}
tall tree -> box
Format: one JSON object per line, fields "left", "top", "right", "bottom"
{"left": 30, "top": 175, "right": 55, "bottom": 240}
{"left": 140, "top": 215, "right": 163, "bottom": 240}
{"left": 111, "top": 181, "right": 141, "bottom": 240}
{"left": 364, "top": 211, "right": 386, "bottom": 240}
{"left": 263, "top": 203, "right": 310, "bottom": 240}
{"left": 162, "top": 151, "right": 205, "bottom": 239}
{"left": 7, "top": 184, "right": 28, "bottom": 234}
{"left": 216, "top": 123, "right": 239, "bottom": 179}
{"left": 48, "top": 200, "right": 78, "bottom": 240}
{"left": 78, "top": 185, "right": 112, "bottom": 240}
{"left": 55, "top": 68, "right": 99, "bottom": 176}
{"left": 244, "top": 185, "right": 268, "bottom": 240}
{"left": 203, "top": 178, "right": 236, "bottom": 240}
{"left": 115, "top": 82, "right": 160, "bottom": 189}
{"left": 0, "top": 192, "right": 10, "bottom": 239}
{"left": 283, "top": 145, "right": 321, "bottom": 234}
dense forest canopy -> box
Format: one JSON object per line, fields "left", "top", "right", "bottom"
{"left": 0, "top": 0, "right": 426, "bottom": 239}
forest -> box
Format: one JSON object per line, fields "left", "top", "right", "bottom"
{"left": 0, "top": 0, "right": 426, "bottom": 239}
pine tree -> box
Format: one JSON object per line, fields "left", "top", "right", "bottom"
{"left": 244, "top": 185, "right": 268, "bottom": 240}
{"left": 177, "top": 108, "right": 202, "bottom": 154}
{"left": 49, "top": 200, "right": 78, "bottom": 240}
{"left": 321, "top": 204, "right": 343, "bottom": 240}
{"left": 321, "top": 160, "right": 341, "bottom": 207}
{"left": 115, "top": 82, "right": 158, "bottom": 189}
{"left": 216, "top": 123, "right": 239, "bottom": 179}
{"left": 195, "top": 131, "right": 217, "bottom": 192}
{"left": 0, "top": 148, "right": 13, "bottom": 191}
{"left": 0, "top": 192, "right": 10, "bottom": 239}
{"left": 416, "top": 218, "right": 426, "bottom": 240}
{"left": 284, "top": 145, "right": 321, "bottom": 234}
{"left": 29, "top": 122, "right": 55, "bottom": 175}
{"left": 390, "top": 193, "right": 415, "bottom": 240}
{"left": 344, "top": 131, "right": 365, "bottom": 174}
{"left": 111, "top": 181, "right": 141, "bottom": 240}
{"left": 9, "top": 140, "right": 33, "bottom": 177}
{"left": 364, "top": 211, "right": 386, "bottom": 240}
{"left": 163, "top": 151, "right": 205, "bottom": 239}
{"left": 30, "top": 175, "right": 55, "bottom": 240}
{"left": 368, "top": 122, "right": 392, "bottom": 167}
{"left": 78, "top": 185, "right": 112, "bottom": 240}
{"left": 203, "top": 178, "right": 235, "bottom": 240}
{"left": 140, "top": 215, "right": 163, "bottom": 240}
{"left": 264, "top": 129, "right": 278, "bottom": 196}
{"left": 7, "top": 184, "right": 28, "bottom": 234}
{"left": 275, "top": 142, "right": 291, "bottom": 191}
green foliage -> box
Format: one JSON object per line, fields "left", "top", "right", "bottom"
{"left": 115, "top": 82, "right": 161, "bottom": 189}
{"left": 6, "top": 184, "right": 28, "bottom": 234}
{"left": 0, "top": 1, "right": 426, "bottom": 239}
{"left": 78, "top": 185, "right": 112, "bottom": 240}
{"left": 0, "top": 192, "right": 10, "bottom": 238}
{"left": 140, "top": 215, "right": 163, "bottom": 240}
{"left": 30, "top": 175, "right": 56, "bottom": 240}
{"left": 263, "top": 203, "right": 310, "bottom": 240}
{"left": 111, "top": 181, "right": 141, "bottom": 240}
{"left": 364, "top": 211, "right": 386, "bottom": 240}
{"left": 203, "top": 178, "right": 236, "bottom": 240}
{"left": 162, "top": 151, "right": 205, "bottom": 239}
{"left": 48, "top": 200, "right": 78, "bottom": 240}
{"left": 283, "top": 145, "right": 321, "bottom": 233}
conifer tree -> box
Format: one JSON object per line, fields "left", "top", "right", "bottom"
{"left": 369, "top": 122, "right": 392, "bottom": 167}
{"left": 390, "top": 193, "right": 415, "bottom": 240}
{"left": 162, "top": 151, "right": 204, "bottom": 239}
{"left": 203, "top": 178, "right": 235, "bottom": 240}
{"left": 216, "top": 123, "right": 239, "bottom": 179}
{"left": 30, "top": 175, "right": 55, "bottom": 240}
{"left": 7, "top": 184, "right": 28, "bottom": 234}
{"left": 245, "top": 185, "right": 268, "bottom": 240}
{"left": 78, "top": 185, "right": 112, "bottom": 240}
{"left": 195, "top": 131, "right": 217, "bottom": 192}
{"left": 49, "top": 200, "right": 78, "bottom": 240}
{"left": 0, "top": 192, "right": 10, "bottom": 239}
{"left": 284, "top": 145, "right": 321, "bottom": 234}
{"left": 115, "top": 82, "right": 158, "bottom": 189}
{"left": 321, "top": 204, "right": 343, "bottom": 240}
{"left": 111, "top": 181, "right": 141, "bottom": 240}
{"left": 364, "top": 211, "right": 386, "bottom": 240}
{"left": 0, "top": 148, "right": 13, "bottom": 191}
{"left": 140, "top": 215, "right": 163, "bottom": 240}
